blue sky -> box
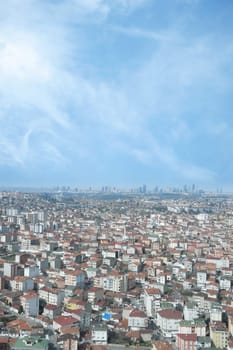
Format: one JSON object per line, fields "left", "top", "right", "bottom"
{"left": 0, "top": 0, "right": 233, "bottom": 190}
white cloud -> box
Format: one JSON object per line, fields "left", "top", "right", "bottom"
{"left": 0, "top": 0, "right": 231, "bottom": 186}
{"left": 117, "top": 131, "right": 215, "bottom": 183}
{"left": 112, "top": 26, "right": 175, "bottom": 41}
{"left": 113, "top": 0, "right": 150, "bottom": 11}
{"left": 51, "top": 0, "right": 110, "bottom": 23}
{"left": 0, "top": 39, "right": 51, "bottom": 83}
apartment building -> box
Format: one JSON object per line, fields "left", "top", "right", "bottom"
{"left": 10, "top": 276, "right": 34, "bottom": 292}
{"left": 64, "top": 270, "right": 86, "bottom": 288}
{"left": 176, "top": 333, "right": 197, "bottom": 350}
{"left": 144, "top": 288, "right": 161, "bottom": 318}
{"left": 157, "top": 309, "right": 183, "bottom": 338}
{"left": 94, "top": 273, "right": 128, "bottom": 293}
{"left": 20, "top": 291, "right": 39, "bottom": 317}
{"left": 39, "top": 287, "right": 65, "bottom": 307}
{"left": 178, "top": 320, "right": 206, "bottom": 337}
{"left": 210, "top": 322, "right": 228, "bottom": 349}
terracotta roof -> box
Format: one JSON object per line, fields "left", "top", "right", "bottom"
{"left": 40, "top": 286, "right": 62, "bottom": 294}
{"left": 91, "top": 346, "right": 108, "bottom": 350}
{"left": 153, "top": 340, "right": 173, "bottom": 350}
{"left": 7, "top": 319, "right": 31, "bottom": 331}
{"left": 177, "top": 333, "right": 197, "bottom": 341}
{"left": 146, "top": 288, "right": 161, "bottom": 295}
{"left": 60, "top": 325, "right": 80, "bottom": 335}
{"left": 44, "top": 304, "right": 58, "bottom": 310}
{"left": 129, "top": 309, "right": 147, "bottom": 318}
{"left": 158, "top": 309, "right": 182, "bottom": 320}
{"left": 20, "top": 291, "right": 38, "bottom": 300}
{"left": 54, "top": 316, "right": 78, "bottom": 326}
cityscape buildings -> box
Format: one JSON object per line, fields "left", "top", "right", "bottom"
{"left": 0, "top": 190, "right": 232, "bottom": 349}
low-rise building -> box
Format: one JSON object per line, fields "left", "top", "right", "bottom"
{"left": 128, "top": 309, "right": 148, "bottom": 330}
{"left": 157, "top": 309, "right": 183, "bottom": 338}
{"left": 12, "top": 336, "right": 48, "bottom": 350}
{"left": 91, "top": 324, "right": 108, "bottom": 345}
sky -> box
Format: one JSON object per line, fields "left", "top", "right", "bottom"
{"left": 0, "top": 0, "right": 233, "bottom": 190}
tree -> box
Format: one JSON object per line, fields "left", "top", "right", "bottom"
{"left": 18, "top": 305, "right": 24, "bottom": 314}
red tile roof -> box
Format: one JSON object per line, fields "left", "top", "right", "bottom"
{"left": 129, "top": 309, "right": 147, "bottom": 318}
{"left": 158, "top": 309, "right": 182, "bottom": 320}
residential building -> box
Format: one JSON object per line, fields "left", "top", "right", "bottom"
{"left": 24, "top": 265, "right": 40, "bottom": 278}
{"left": 10, "top": 276, "right": 34, "bottom": 292}
{"left": 53, "top": 316, "right": 78, "bottom": 332}
{"left": 20, "top": 291, "right": 39, "bottom": 317}
{"left": 4, "top": 262, "right": 17, "bottom": 277}
{"left": 210, "top": 303, "right": 222, "bottom": 322}
{"left": 196, "top": 271, "right": 207, "bottom": 289}
{"left": 157, "top": 309, "right": 183, "bottom": 338}
{"left": 176, "top": 333, "right": 197, "bottom": 350}
{"left": 12, "top": 336, "right": 48, "bottom": 350}
{"left": 210, "top": 322, "right": 228, "bottom": 349}
{"left": 144, "top": 288, "right": 161, "bottom": 318}
{"left": 178, "top": 319, "right": 206, "bottom": 337}
{"left": 64, "top": 270, "right": 86, "bottom": 288}
{"left": 183, "top": 302, "right": 199, "bottom": 321}
{"left": 39, "top": 287, "right": 65, "bottom": 306}
{"left": 94, "top": 273, "right": 128, "bottom": 293}
{"left": 128, "top": 309, "right": 148, "bottom": 330}
{"left": 91, "top": 324, "right": 108, "bottom": 345}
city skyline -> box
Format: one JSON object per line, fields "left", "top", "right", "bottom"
{"left": 0, "top": 0, "right": 233, "bottom": 189}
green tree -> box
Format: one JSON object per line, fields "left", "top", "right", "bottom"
{"left": 18, "top": 305, "right": 24, "bottom": 314}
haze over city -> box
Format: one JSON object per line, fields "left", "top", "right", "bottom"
{"left": 0, "top": 0, "right": 233, "bottom": 190}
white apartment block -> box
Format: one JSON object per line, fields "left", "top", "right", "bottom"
{"left": 179, "top": 320, "right": 206, "bottom": 337}
{"left": 210, "top": 303, "right": 222, "bottom": 323}
{"left": 24, "top": 265, "right": 40, "bottom": 278}
{"left": 197, "top": 271, "right": 207, "bottom": 289}
{"left": 4, "top": 262, "right": 17, "bottom": 277}
{"left": 92, "top": 325, "right": 108, "bottom": 345}
{"left": 20, "top": 291, "right": 39, "bottom": 317}
{"left": 157, "top": 309, "right": 182, "bottom": 338}
{"left": 10, "top": 277, "right": 34, "bottom": 292}
{"left": 206, "top": 257, "right": 229, "bottom": 270}
{"left": 219, "top": 278, "right": 231, "bottom": 291}
{"left": 128, "top": 309, "right": 148, "bottom": 330}
{"left": 39, "top": 287, "right": 65, "bottom": 306}
{"left": 64, "top": 270, "right": 86, "bottom": 288}
{"left": 144, "top": 288, "right": 161, "bottom": 318}
{"left": 183, "top": 302, "right": 199, "bottom": 321}
{"left": 94, "top": 274, "right": 127, "bottom": 293}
